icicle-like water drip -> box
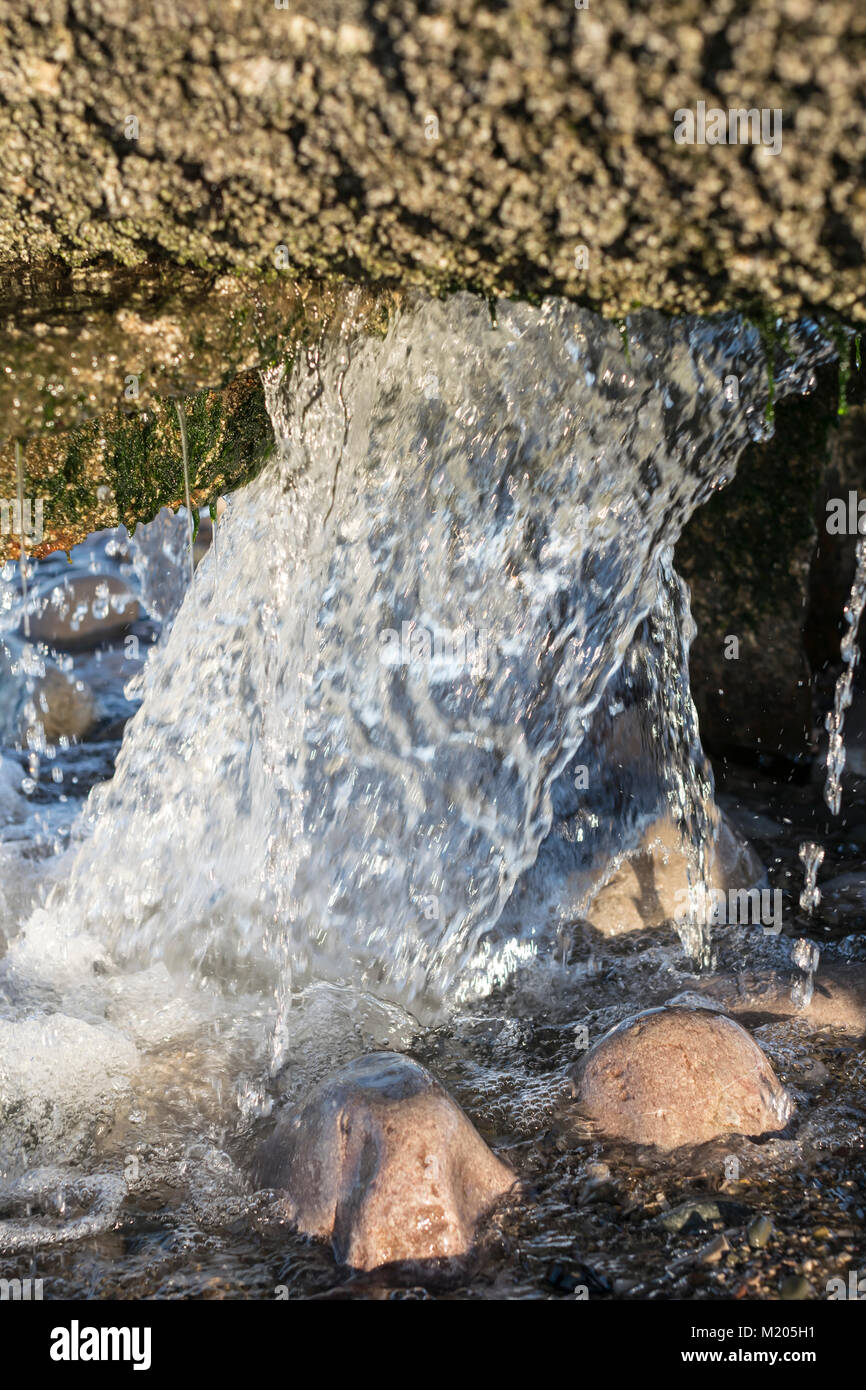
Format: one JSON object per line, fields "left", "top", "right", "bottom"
{"left": 23, "top": 294, "right": 834, "bottom": 1032}
{"left": 176, "top": 401, "right": 195, "bottom": 586}
{"left": 791, "top": 936, "right": 821, "bottom": 1010}
{"left": 210, "top": 497, "right": 221, "bottom": 569}
{"left": 789, "top": 537, "right": 866, "bottom": 1012}
{"left": 824, "top": 535, "right": 866, "bottom": 816}
{"left": 14, "top": 441, "right": 29, "bottom": 639}
{"left": 636, "top": 550, "right": 718, "bottom": 967}
{"left": 798, "top": 840, "right": 824, "bottom": 914}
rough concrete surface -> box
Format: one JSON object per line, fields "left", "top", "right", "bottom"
{"left": 0, "top": 1, "right": 864, "bottom": 322}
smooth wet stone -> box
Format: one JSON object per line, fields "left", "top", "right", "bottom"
{"left": 586, "top": 813, "right": 762, "bottom": 936}
{"left": 254, "top": 1052, "right": 513, "bottom": 1271}
{"left": 570, "top": 1006, "right": 792, "bottom": 1151}
{"left": 659, "top": 1197, "right": 752, "bottom": 1234}
{"left": 0, "top": 643, "right": 95, "bottom": 747}
{"left": 748, "top": 1214, "right": 774, "bottom": 1249}
{"left": 695, "top": 963, "right": 866, "bottom": 1034}
{"left": 780, "top": 1275, "right": 813, "bottom": 1301}
{"left": 25, "top": 575, "right": 139, "bottom": 650}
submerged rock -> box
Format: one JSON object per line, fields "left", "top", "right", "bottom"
{"left": 25, "top": 575, "right": 139, "bottom": 651}
{"left": 697, "top": 962, "right": 866, "bottom": 1034}
{"left": 20, "top": 667, "right": 97, "bottom": 745}
{"left": 570, "top": 1006, "right": 792, "bottom": 1151}
{"left": 659, "top": 1197, "right": 753, "bottom": 1234}
{"left": 586, "top": 812, "right": 762, "bottom": 936}
{"left": 0, "top": 642, "right": 96, "bottom": 746}
{"left": 254, "top": 1052, "right": 513, "bottom": 1271}
{"left": 780, "top": 1275, "right": 814, "bottom": 1301}
{"left": 748, "top": 1214, "right": 774, "bottom": 1249}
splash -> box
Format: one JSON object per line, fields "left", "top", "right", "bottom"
{"left": 128, "top": 506, "right": 193, "bottom": 627}
{"left": 791, "top": 936, "right": 821, "bottom": 1011}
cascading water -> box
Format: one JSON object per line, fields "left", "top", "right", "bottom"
{"left": 28, "top": 297, "right": 829, "bottom": 1009}
{"left": 0, "top": 293, "right": 841, "bottom": 1272}
{"left": 128, "top": 504, "right": 193, "bottom": 629}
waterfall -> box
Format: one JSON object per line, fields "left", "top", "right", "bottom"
{"left": 15, "top": 293, "right": 829, "bottom": 1038}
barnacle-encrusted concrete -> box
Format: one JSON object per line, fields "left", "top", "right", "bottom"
{"left": 0, "top": 0, "right": 864, "bottom": 323}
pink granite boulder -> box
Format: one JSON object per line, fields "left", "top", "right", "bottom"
{"left": 570, "top": 1005, "right": 793, "bottom": 1150}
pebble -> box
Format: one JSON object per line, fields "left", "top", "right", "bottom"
{"left": 748, "top": 1214, "right": 774, "bottom": 1249}
{"left": 698, "top": 1234, "right": 729, "bottom": 1263}
{"left": 660, "top": 1197, "right": 752, "bottom": 1233}
{"left": 779, "top": 1275, "right": 813, "bottom": 1301}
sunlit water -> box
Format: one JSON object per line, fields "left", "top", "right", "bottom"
{"left": 0, "top": 293, "right": 862, "bottom": 1299}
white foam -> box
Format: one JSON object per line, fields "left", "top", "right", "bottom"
{"left": 0, "top": 1014, "right": 139, "bottom": 1170}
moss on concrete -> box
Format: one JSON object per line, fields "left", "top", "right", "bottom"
{"left": 0, "top": 370, "right": 273, "bottom": 562}
{"left": 0, "top": 274, "right": 401, "bottom": 560}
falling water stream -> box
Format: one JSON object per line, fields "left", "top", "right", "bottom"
{"left": 14, "top": 442, "right": 29, "bottom": 639}
{"left": 43, "top": 298, "right": 832, "bottom": 1004}
{"left": 794, "top": 533, "right": 866, "bottom": 1003}
{"left": 824, "top": 535, "right": 866, "bottom": 819}
{"left": 0, "top": 293, "right": 861, "bottom": 1298}
{"left": 175, "top": 401, "right": 196, "bottom": 587}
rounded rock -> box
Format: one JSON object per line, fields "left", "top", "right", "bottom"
{"left": 570, "top": 1006, "right": 792, "bottom": 1151}
{"left": 20, "top": 667, "right": 97, "bottom": 744}
{"left": 254, "top": 1052, "right": 514, "bottom": 1271}
{"left": 25, "top": 575, "right": 139, "bottom": 651}
{"left": 586, "top": 813, "right": 763, "bottom": 936}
